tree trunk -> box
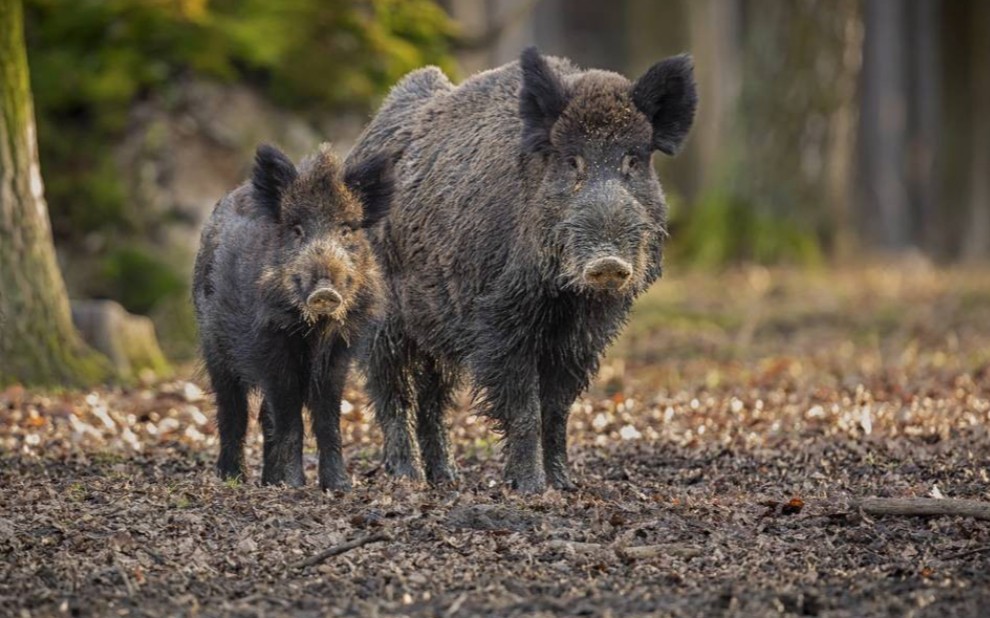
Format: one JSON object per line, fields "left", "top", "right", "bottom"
{"left": 0, "top": 0, "right": 111, "bottom": 386}
{"left": 860, "top": 0, "right": 911, "bottom": 251}
{"left": 962, "top": 0, "right": 990, "bottom": 260}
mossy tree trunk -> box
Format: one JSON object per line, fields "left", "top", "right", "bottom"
{"left": 0, "top": 0, "right": 111, "bottom": 387}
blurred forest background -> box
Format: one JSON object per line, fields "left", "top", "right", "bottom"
{"left": 10, "top": 0, "right": 990, "bottom": 368}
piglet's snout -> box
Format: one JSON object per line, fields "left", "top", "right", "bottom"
{"left": 583, "top": 256, "right": 632, "bottom": 290}
{"left": 306, "top": 280, "right": 342, "bottom": 315}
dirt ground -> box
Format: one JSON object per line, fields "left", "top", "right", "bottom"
{"left": 2, "top": 263, "right": 990, "bottom": 617}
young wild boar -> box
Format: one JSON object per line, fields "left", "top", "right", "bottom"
{"left": 347, "top": 47, "right": 697, "bottom": 493}
{"left": 193, "top": 144, "right": 392, "bottom": 491}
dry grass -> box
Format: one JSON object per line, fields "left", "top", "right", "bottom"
{"left": 2, "top": 263, "right": 990, "bottom": 617}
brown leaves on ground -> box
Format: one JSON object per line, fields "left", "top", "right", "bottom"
{"left": 2, "top": 263, "right": 990, "bottom": 616}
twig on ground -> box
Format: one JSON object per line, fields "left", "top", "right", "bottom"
{"left": 854, "top": 498, "right": 990, "bottom": 521}
{"left": 944, "top": 545, "right": 990, "bottom": 560}
{"left": 291, "top": 531, "right": 391, "bottom": 569}
{"left": 112, "top": 552, "right": 136, "bottom": 597}
{"left": 617, "top": 544, "right": 703, "bottom": 561}
{"left": 544, "top": 540, "right": 605, "bottom": 553}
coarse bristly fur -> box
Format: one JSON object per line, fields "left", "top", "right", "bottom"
{"left": 192, "top": 143, "right": 393, "bottom": 491}
{"left": 347, "top": 46, "right": 697, "bottom": 493}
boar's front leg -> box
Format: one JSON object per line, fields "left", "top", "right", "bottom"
{"left": 539, "top": 353, "right": 594, "bottom": 491}
{"left": 476, "top": 350, "right": 546, "bottom": 494}
{"left": 309, "top": 345, "right": 352, "bottom": 492}
{"left": 415, "top": 355, "right": 459, "bottom": 484}
{"left": 366, "top": 317, "right": 424, "bottom": 481}
{"left": 259, "top": 378, "right": 306, "bottom": 488}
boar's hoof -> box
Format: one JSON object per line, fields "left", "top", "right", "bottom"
{"left": 307, "top": 287, "right": 343, "bottom": 315}
{"left": 384, "top": 459, "right": 425, "bottom": 482}
{"left": 320, "top": 476, "right": 353, "bottom": 493}
{"left": 426, "top": 464, "right": 459, "bottom": 485}
{"left": 547, "top": 473, "right": 578, "bottom": 492}
{"left": 583, "top": 257, "right": 632, "bottom": 291}
{"left": 509, "top": 474, "right": 548, "bottom": 495}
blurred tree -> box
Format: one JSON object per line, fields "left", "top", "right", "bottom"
{"left": 675, "top": 0, "right": 860, "bottom": 266}
{"left": 0, "top": 0, "right": 111, "bottom": 386}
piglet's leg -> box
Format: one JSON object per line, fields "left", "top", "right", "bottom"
{"left": 260, "top": 380, "right": 306, "bottom": 488}
{"left": 309, "top": 345, "right": 352, "bottom": 492}
{"left": 209, "top": 363, "right": 249, "bottom": 482}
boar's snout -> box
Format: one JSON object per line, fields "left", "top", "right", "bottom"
{"left": 582, "top": 256, "right": 632, "bottom": 291}
{"left": 306, "top": 280, "right": 343, "bottom": 315}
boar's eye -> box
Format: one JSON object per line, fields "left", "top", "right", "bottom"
{"left": 622, "top": 154, "right": 640, "bottom": 176}
{"left": 566, "top": 155, "right": 585, "bottom": 175}
{"left": 292, "top": 224, "right": 305, "bottom": 240}
{"left": 340, "top": 223, "right": 357, "bottom": 238}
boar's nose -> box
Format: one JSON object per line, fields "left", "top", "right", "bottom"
{"left": 306, "top": 281, "right": 342, "bottom": 315}
{"left": 583, "top": 257, "right": 632, "bottom": 290}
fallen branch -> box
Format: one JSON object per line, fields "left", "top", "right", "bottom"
{"left": 291, "top": 531, "right": 391, "bottom": 569}
{"left": 617, "top": 544, "right": 703, "bottom": 561}
{"left": 854, "top": 498, "right": 990, "bottom": 521}
{"left": 945, "top": 545, "right": 990, "bottom": 560}
{"left": 544, "top": 540, "right": 605, "bottom": 554}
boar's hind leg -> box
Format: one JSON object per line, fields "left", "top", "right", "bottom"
{"left": 539, "top": 355, "right": 595, "bottom": 491}
{"left": 309, "top": 348, "right": 352, "bottom": 492}
{"left": 476, "top": 352, "right": 546, "bottom": 494}
{"left": 365, "top": 318, "right": 424, "bottom": 481}
{"left": 210, "top": 365, "right": 249, "bottom": 481}
{"left": 259, "top": 381, "right": 306, "bottom": 487}
{"left": 415, "top": 356, "right": 459, "bottom": 484}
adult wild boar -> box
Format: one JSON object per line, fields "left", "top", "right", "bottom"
{"left": 348, "top": 47, "right": 697, "bottom": 492}
{"left": 193, "top": 144, "right": 392, "bottom": 491}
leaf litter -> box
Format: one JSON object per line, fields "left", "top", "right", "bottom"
{"left": 2, "top": 264, "right": 990, "bottom": 616}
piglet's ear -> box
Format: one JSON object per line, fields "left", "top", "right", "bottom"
{"left": 519, "top": 46, "right": 569, "bottom": 154}
{"left": 344, "top": 153, "right": 394, "bottom": 228}
{"left": 252, "top": 144, "right": 297, "bottom": 221}
{"left": 631, "top": 54, "right": 698, "bottom": 156}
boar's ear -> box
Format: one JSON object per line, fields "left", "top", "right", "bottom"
{"left": 519, "top": 46, "right": 569, "bottom": 154}
{"left": 631, "top": 54, "right": 698, "bottom": 156}
{"left": 344, "top": 153, "right": 394, "bottom": 228}
{"left": 252, "top": 144, "right": 298, "bottom": 221}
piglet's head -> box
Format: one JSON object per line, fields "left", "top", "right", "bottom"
{"left": 252, "top": 143, "right": 393, "bottom": 325}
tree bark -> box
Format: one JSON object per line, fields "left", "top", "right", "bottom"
{"left": 0, "top": 0, "right": 111, "bottom": 386}
{"left": 962, "top": 0, "right": 990, "bottom": 260}
{"left": 860, "top": 0, "right": 911, "bottom": 251}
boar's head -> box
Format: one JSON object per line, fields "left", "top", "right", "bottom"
{"left": 519, "top": 47, "right": 697, "bottom": 295}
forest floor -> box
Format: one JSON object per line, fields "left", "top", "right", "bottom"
{"left": 3, "top": 262, "right": 990, "bottom": 617}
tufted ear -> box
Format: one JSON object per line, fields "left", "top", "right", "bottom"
{"left": 251, "top": 144, "right": 298, "bottom": 220}
{"left": 344, "top": 153, "right": 394, "bottom": 228}
{"left": 631, "top": 54, "right": 698, "bottom": 156}
{"left": 518, "top": 46, "right": 569, "bottom": 154}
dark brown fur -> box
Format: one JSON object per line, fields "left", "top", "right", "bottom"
{"left": 348, "top": 48, "right": 696, "bottom": 492}
{"left": 193, "top": 144, "right": 392, "bottom": 490}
